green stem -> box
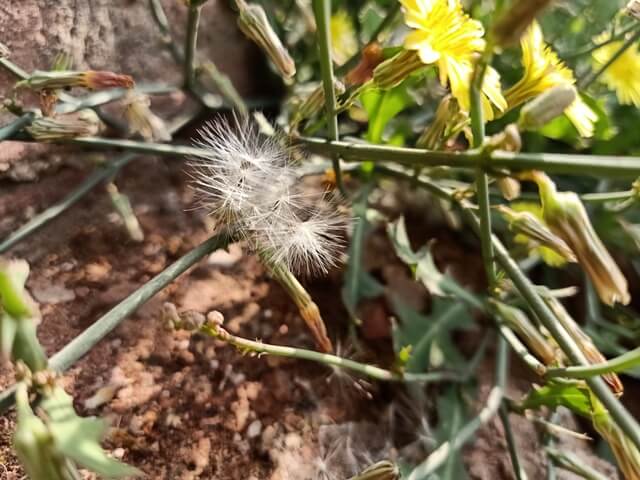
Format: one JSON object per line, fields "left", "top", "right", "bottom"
{"left": 184, "top": 2, "right": 203, "bottom": 90}
{"left": 579, "top": 28, "right": 640, "bottom": 89}
{"left": 202, "top": 323, "right": 463, "bottom": 383}
{"left": 546, "top": 347, "right": 640, "bottom": 379}
{"left": 496, "top": 336, "right": 526, "bottom": 480}
{"left": 0, "top": 57, "right": 29, "bottom": 80}
{"left": 0, "top": 113, "right": 34, "bottom": 141}
{"left": 297, "top": 136, "right": 640, "bottom": 177}
{"left": 50, "top": 231, "right": 231, "bottom": 372}
{"left": 200, "top": 61, "right": 249, "bottom": 118}
{"left": 0, "top": 113, "right": 196, "bottom": 253}
{"left": 311, "top": 0, "right": 344, "bottom": 193}
{"left": 70, "top": 137, "right": 203, "bottom": 156}
{"left": 498, "top": 323, "right": 547, "bottom": 376}
{"left": 149, "top": 0, "right": 185, "bottom": 63}
{"left": 545, "top": 447, "right": 610, "bottom": 480}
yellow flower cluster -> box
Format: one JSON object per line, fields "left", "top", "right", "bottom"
{"left": 505, "top": 21, "right": 597, "bottom": 137}
{"left": 400, "top": 0, "right": 507, "bottom": 120}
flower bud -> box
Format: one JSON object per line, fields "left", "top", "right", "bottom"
{"left": 593, "top": 413, "right": 640, "bottom": 480}
{"left": 497, "top": 177, "right": 522, "bottom": 200}
{"left": 291, "top": 80, "right": 345, "bottom": 130}
{"left": 123, "top": 93, "right": 171, "bottom": 142}
{"left": 530, "top": 171, "right": 631, "bottom": 306}
{"left": 496, "top": 205, "right": 577, "bottom": 263}
{"left": 519, "top": 85, "right": 577, "bottom": 130}
{"left": 493, "top": 0, "right": 554, "bottom": 46}
{"left": 417, "top": 95, "right": 468, "bottom": 149}
{"left": 490, "top": 299, "right": 557, "bottom": 366}
{"left": 626, "top": 0, "right": 640, "bottom": 20}
{"left": 541, "top": 291, "right": 624, "bottom": 396}
{"left": 18, "top": 70, "right": 134, "bottom": 91}
{"left": 237, "top": 0, "right": 296, "bottom": 79}
{"left": 0, "top": 42, "right": 9, "bottom": 58}
{"left": 351, "top": 460, "right": 400, "bottom": 480}
{"left": 372, "top": 50, "right": 424, "bottom": 90}
{"left": 27, "top": 109, "right": 104, "bottom": 142}
{"left": 345, "top": 42, "right": 385, "bottom": 86}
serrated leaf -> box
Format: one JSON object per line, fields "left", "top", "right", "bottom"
{"left": 434, "top": 387, "right": 470, "bottom": 480}
{"left": 342, "top": 187, "right": 385, "bottom": 322}
{"left": 387, "top": 217, "right": 483, "bottom": 309}
{"left": 519, "top": 381, "right": 593, "bottom": 418}
{"left": 391, "top": 297, "right": 472, "bottom": 373}
{"left": 41, "top": 386, "right": 141, "bottom": 478}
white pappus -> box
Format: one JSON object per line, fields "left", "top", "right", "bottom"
{"left": 189, "top": 116, "right": 346, "bottom": 276}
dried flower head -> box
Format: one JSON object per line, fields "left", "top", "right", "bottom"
{"left": 27, "top": 110, "right": 103, "bottom": 142}
{"left": 528, "top": 171, "right": 631, "bottom": 306}
{"left": 237, "top": 0, "right": 296, "bottom": 79}
{"left": 18, "top": 70, "right": 134, "bottom": 91}
{"left": 123, "top": 92, "right": 171, "bottom": 142}
{"left": 190, "top": 117, "right": 346, "bottom": 276}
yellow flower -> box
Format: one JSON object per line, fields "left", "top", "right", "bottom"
{"left": 505, "top": 21, "right": 597, "bottom": 137}
{"left": 330, "top": 10, "right": 358, "bottom": 66}
{"left": 592, "top": 32, "right": 640, "bottom": 106}
{"left": 401, "top": 0, "right": 507, "bottom": 120}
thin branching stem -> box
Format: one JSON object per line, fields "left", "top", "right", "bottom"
{"left": 546, "top": 347, "right": 640, "bottom": 379}
{"left": 0, "top": 230, "right": 233, "bottom": 413}
{"left": 498, "top": 323, "right": 547, "bottom": 376}
{"left": 496, "top": 336, "right": 526, "bottom": 480}
{"left": 545, "top": 447, "right": 610, "bottom": 480}
{"left": 565, "top": 21, "right": 640, "bottom": 60}
{"left": 311, "top": 0, "right": 344, "bottom": 193}
{"left": 7, "top": 134, "right": 640, "bottom": 177}
{"left": 149, "top": 0, "right": 184, "bottom": 63}
{"left": 184, "top": 1, "right": 203, "bottom": 90}
{"left": 56, "top": 84, "right": 177, "bottom": 114}
{"left": 0, "top": 57, "right": 28, "bottom": 80}
{"left": 0, "top": 113, "right": 196, "bottom": 253}
{"left": 0, "top": 113, "right": 34, "bottom": 141}
{"left": 407, "top": 372, "right": 504, "bottom": 478}
{"left": 201, "top": 323, "right": 464, "bottom": 383}
{"left": 579, "top": 28, "right": 640, "bottom": 89}
{"left": 0, "top": 154, "right": 137, "bottom": 254}
{"left": 297, "top": 136, "right": 640, "bottom": 177}
{"left": 470, "top": 50, "right": 496, "bottom": 285}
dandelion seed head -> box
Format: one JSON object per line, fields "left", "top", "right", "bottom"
{"left": 189, "top": 116, "right": 346, "bottom": 276}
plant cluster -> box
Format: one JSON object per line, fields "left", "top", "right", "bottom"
{"left": 2, "top": 0, "right": 640, "bottom": 478}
